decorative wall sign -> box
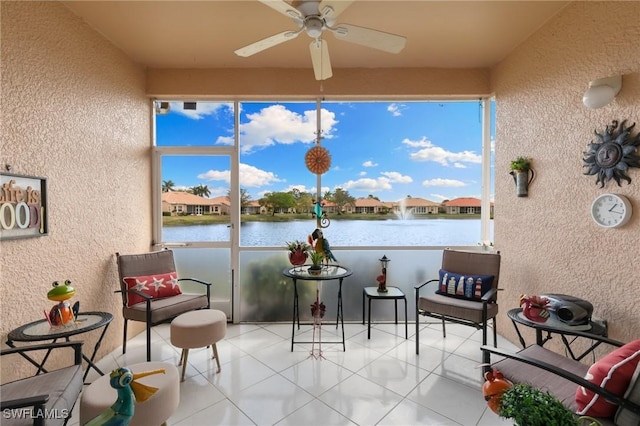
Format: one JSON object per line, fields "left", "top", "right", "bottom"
{"left": 0, "top": 173, "right": 48, "bottom": 240}
{"left": 583, "top": 119, "right": 640, "bottom": 187}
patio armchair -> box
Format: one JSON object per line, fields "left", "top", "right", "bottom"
{"left": 115, "top": 249, "right": 211, "bottom": 361}
{"left": 415, "top": 248, "right": 501, "bottom": 364}
{"left": 482, "top": 338, "right": 640, "bottom": 426}
{"left": 1, "top": 341, "right": 84, "bottom": 426}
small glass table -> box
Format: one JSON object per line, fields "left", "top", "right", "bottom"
{"left": 362, "top": 287, "right": 408, "bottom": 339}
{"left": 7, "top": 311, "right": 113, "bottom": 382}
{"left": 507, "top": 307, "right": 607, "bottom": 361}
{"left": 282, "top": 265, "right": 352, "bottom": 355}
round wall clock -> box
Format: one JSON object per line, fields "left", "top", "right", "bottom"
{"left": 590, "top": 193, "right": 632, "bottom": 228}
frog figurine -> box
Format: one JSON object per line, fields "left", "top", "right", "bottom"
{"left": 47, "top": 280, "right": 79, "bottom": 327}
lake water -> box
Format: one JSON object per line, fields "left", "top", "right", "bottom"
{"left": 163, "top": 218, "right": 493, "bottom": 246}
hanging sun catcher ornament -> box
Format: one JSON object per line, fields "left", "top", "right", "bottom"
{"left": 305, "top": 145, "right": 332, "bottom": 175}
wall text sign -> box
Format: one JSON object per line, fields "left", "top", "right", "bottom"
{"left": 0, "top": 173, "right": 48, "bottom": 240}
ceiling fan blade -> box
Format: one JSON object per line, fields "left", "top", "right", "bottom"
{"left": 318, "top": 0, "right": 353, "bottom": 19}
{"left": 332, "top": 23, "right": 407, "bottom": 54}
{"left": 234, "top": 30, "right": 301, "bottom": 57}
{"left": 258, "top": 0, "right": 303, "bottom": 20}
{"left": 309, "top": 39, "right": 332, "bottom": 81}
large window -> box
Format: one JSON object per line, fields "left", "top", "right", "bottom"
{"left": 155, "top": 99, "right": 494, "bottom": 248}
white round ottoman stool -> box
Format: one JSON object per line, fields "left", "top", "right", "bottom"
{"left": 79, "top": 361, "right": 179, "bottom": 426}
{"left": 170, "top": 309, "right": 226, "bottom": 382}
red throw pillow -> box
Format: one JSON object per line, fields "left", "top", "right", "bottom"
{"left": 576, "top": 340, "right": 640, "bottom": 418}
{"left": 155, "top": 272, "right": 182, "bottom": 299}
{"left": 122, "top": 275, "right": 158, "bottom": 307}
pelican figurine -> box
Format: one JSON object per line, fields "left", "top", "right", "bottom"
{"left": 85, "top": 367, "right": 165, "bottom": 426}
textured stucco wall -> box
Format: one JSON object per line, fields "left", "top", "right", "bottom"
{"left": 493, "top": 1, "right": 640, "bottom": 351}
{"left": 1, "top": 2, "right": 150, "bottom": 381}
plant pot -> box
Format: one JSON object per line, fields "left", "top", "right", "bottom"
{"left": 510, "top": 169, "right": 535, "bottom": 197}
{"left": 308, "top": 265, "right": 322, "bottom": 276}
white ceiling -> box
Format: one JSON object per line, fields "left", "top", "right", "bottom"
{"left": 62, "top": 1, "right": 569, "bottom": 71}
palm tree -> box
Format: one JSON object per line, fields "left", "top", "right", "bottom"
{"left": 162, "top": 180, "right": 175, "bottom": 192}
{"left": 191, "top": 184, "right": 211, "bottom": 198}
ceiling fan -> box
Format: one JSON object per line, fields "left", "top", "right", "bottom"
{"left": 234, "top": 0, "right": 407, "bottom": 81}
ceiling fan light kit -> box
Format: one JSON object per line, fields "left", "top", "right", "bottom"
{"left": 235, "top": 0, "right": 407, "bottom": 80}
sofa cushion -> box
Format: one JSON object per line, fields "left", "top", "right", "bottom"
{"left": 435, "top": 269, "right": 494, "bottom": 301}
{"left": 614, "top": 362, "right": 640, "bottom": 426}
{"left": 576, "top": 340, "right": 640, "bottom": 418}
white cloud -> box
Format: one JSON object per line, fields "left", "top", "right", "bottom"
{"left": 430, "top": 193, "right": 450, "bottom": 201}
{"left": 283, "top": 184, "right": 311, "bottom": 193}
{"left": 216, "top": 105, "right": 338, "bottom": 153}
{"left": 341, "top": 177, "right": 392, "bottom": 192}
{"left": 387, "top": 103, "right": 406, "bottom": 117}
{"left": 197, "top": 163, "right": 283, "bottom": 188}
{"left": 402, "top": 136, "right": 433, "bottom": 148}
{"left": 359, "top": 171, "right": 367, "bottom": 176}
{"left": 171, "top": 102, "right": 232, "bottom": 120}
{"left": 362, "top": 160, "right": 378, "bottom": 167}
{"left": 453, "top": 162, "right": 467, "bottom": 168}
{"left": 403, "top": 137, "right": 481, "bottom": 166}
{"left": 422, "top": 178, "right": 467, "bottom": 187}
{"left": 380, "top": 171, "right": 412, "bottom": 183}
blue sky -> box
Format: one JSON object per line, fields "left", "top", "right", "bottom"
{"left": 157, "top": 100, "right": 494, "bottom": 203}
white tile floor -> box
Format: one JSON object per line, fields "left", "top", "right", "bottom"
{"left": 73, "top": 320, "right": 520, "bottom": 426}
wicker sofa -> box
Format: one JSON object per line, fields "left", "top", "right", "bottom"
{"left": 1, "top": 341, "right": 84, "bottom": 426}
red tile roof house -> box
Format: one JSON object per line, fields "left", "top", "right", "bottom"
{"left": 347, "top": 197, "right": 388, "bottom": 214}
{"left": 162, "top": 192, "right": 230, "bottom": 216}
{"left": 392, "top": 197, "right": 440, "bottom": 216}
{"left": 442, "top": 197, "right": 494, "bottom": 215}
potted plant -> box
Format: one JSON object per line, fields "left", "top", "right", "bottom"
{"left": 509, "top": 156, "right": 535, "bottom": 197}
{"left": 510, "top": 156, "right": 532, "bottom": 171}
{"left": 286, "top": 240, "right": 311, "bottom": 271}
{"left": 308, "top": 252, "right": 325, "bottom": 275}
{"left": 497, "top": 383, "right": 585, "bottom": 426}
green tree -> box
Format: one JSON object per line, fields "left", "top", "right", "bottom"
{"left": 190, "top": 184, "right": 211, "bottom": 197}
{"left": 330, "top": 187, "right": 356, "bottom": 215}
{"left": 162, "top": 180, "right": 175, "bottom": 192}
{"left": 226, "top": 188, "right": 252, "bottom": 209}
{"left": 261, "top": 192, "right": 296, "bottom": 216}
{"left": 297, "top": 192, "right": 314, "bottom": 214}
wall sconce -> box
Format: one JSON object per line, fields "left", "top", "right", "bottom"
{"left": 582, "top": 75, "right": 622, "bottom": 109}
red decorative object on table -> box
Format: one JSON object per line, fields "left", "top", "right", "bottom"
{"left": 519, "top": 294, "right": 551, "bottom": 323}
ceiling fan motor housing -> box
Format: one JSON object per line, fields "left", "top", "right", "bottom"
{"left": 304, "top": 16, "right": 324, "bottom": 38}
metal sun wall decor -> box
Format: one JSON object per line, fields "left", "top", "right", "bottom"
{"left": 583, "top": 119, "right": 640, "bottom": 187}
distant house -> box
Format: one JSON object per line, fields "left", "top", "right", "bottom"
{"left": 392, "top": 197, "right": 439, "bottom": 216}
{"left": 162, "top": 192, "right": 230, "bottom": 215}
{"left": 442, "top": 197, "right": 494, "bottom": 215}
{"left": 346, "top": 197, "right": 387, "bottom": 214}
{"left": 242, "top": 200, "right": 266, "bottom": 215}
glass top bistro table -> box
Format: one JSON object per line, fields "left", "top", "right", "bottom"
{"left": 6, "top": 311, "right": 113, "bottom": 382}
{"left": 507, "top": 307, "right": 608, "bottom": 362}
{"left": 282, "top": 265, "right": 352, "bottom": 357}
